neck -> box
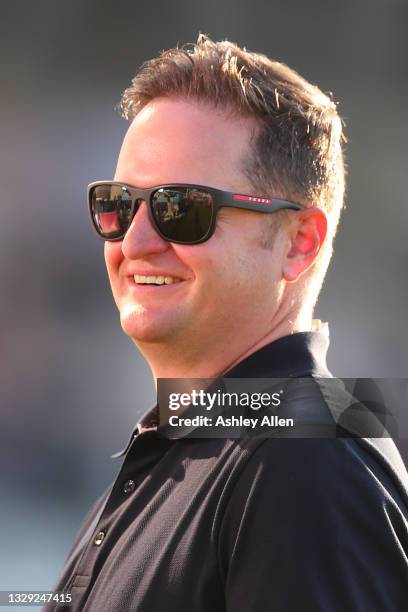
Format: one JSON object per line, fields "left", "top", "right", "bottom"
{"left": 135, "top": 309, "right": 315, "bottom": 386}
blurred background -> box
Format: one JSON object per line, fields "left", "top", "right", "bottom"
{"left": 1, "top": 0, "right": 407, "bottom": 603}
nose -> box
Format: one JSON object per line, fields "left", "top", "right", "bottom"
{"left": 121, "top": 201, "right": 169, "bottom": 259}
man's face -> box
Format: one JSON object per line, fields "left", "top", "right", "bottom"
{"left": 105, "top": 98, "right": 288, "bottom": 360}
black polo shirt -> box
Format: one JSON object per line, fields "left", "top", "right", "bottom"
{"left": 46, "top": 332, "right": 408, "bottom": 611}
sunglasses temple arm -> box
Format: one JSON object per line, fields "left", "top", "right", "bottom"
{"left": 222, "top": 199, "right": 303, "bottom": 213}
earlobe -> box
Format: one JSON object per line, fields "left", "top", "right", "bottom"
{"left": 282, "top": 208, "right": 327, "bottom": 282}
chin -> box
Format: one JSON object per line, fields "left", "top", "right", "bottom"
{"left": 119, "top": 305, "right": 177, "bottom": 344}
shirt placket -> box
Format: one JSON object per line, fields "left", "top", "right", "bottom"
{"left": 61, "top": 431, "right": 172, "bottom": 610}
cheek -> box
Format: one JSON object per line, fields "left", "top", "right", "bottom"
{"left": 173, "top": 242, "right": 249, "bottom": 289}
{"left": 171, "top": 244, "right": 212, "bottom": 274}
{"left": 104, "top": 243, "right": 123, "bottom": 280}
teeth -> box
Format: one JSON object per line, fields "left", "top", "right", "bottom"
{"left": 134, "top": 274, "right": 180, "bottom": 285}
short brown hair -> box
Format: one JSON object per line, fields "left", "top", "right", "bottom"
{"left": 119, "top": 35, "right": 346, "bottom": 299}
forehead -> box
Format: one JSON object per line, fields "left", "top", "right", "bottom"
{"left": 115, "top": 97, "right": 257, "bottom": 191}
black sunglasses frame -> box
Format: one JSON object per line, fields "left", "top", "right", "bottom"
{"left": 87, "top": 180, "right": 304, "bottom": 245}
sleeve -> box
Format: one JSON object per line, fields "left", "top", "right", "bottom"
{"left": 218, "top": 438, "right": 408, "bottom": 612}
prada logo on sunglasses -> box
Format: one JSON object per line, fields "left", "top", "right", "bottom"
{"left": 232, "top": 194, "right": 272, "bottom": 204}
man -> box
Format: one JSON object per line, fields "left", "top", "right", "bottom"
{"left": 47, "top": 36, "right": 408, "bottom": 610}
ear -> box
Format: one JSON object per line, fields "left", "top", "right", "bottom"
{"left": 282, "top": 207, "right": 327, "bottom": 282}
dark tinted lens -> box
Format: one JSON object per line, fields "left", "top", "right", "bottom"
{"left": 151, "top": 188, "right": 213, "bottom": 243}
{"left": 90, "top": 185, "right": 133, "bottom": 239}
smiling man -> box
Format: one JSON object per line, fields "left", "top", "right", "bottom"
{"left": 103, "top": 95, "right": 323, "bottom": 378}
{"left": 47, "top": 37, "right": 408, "bottom": 611}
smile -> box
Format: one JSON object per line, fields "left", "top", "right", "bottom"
{"left": 133, "top": 274, "right": 182, "bottom": 285}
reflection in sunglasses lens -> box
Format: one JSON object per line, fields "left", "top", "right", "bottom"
{"left": 92, "top": 186, "right": 132, "bottom": 239}
{"left": 151, "top": 188, "right": 213, "bottom": 243}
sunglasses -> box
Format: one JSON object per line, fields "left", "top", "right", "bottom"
{"left": 87, "top": 181, "right": 303, "bottom": 245}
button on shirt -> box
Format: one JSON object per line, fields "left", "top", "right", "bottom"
{"left": 45, "top": 332, "right": 408, "bottom": 611}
